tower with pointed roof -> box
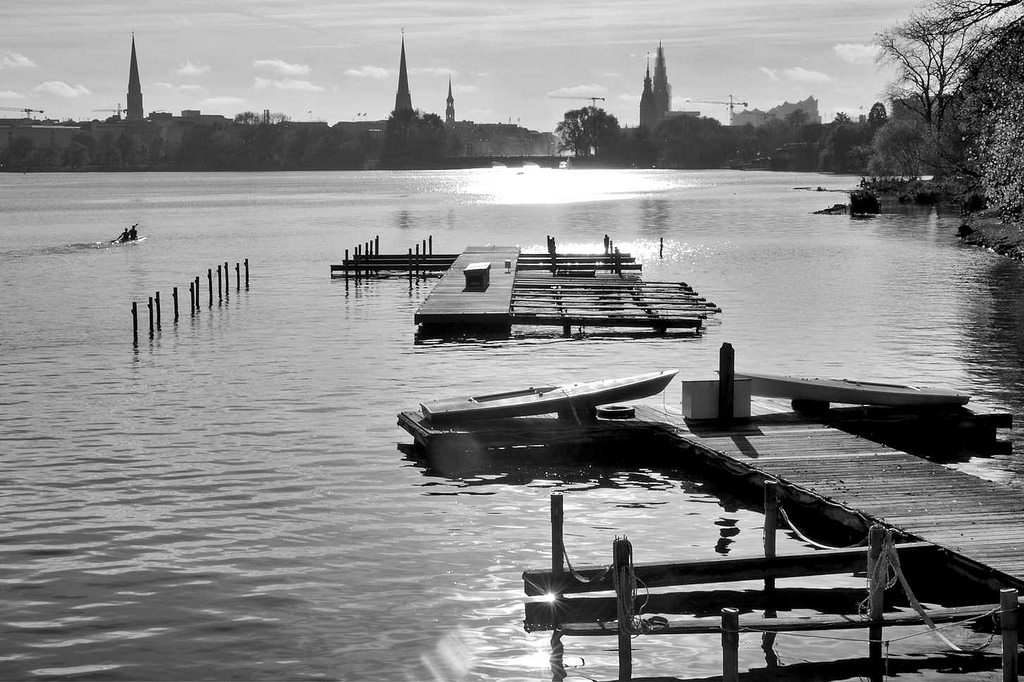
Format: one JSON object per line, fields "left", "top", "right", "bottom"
{"left": 126, "top": 35, "right": 144, "bottom": 121}
{"left": 639, "top": 56, "right": 656, "bottom": 130}
{"left": 394, "top": 36, "right": 413, "bottom": 113}
{"left": 651, "top": 42, "right": 670, "bottom": 125}
{"left": 445, "top": 77, "right": 455, "bottom": 127}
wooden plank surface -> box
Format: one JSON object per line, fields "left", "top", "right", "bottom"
{"left": 414, "top": 246, "right": 519, "bottom": 327}
{"left": 630, "top": 405, "right": 1024, "bottom": 587}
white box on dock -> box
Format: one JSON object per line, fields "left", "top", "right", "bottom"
{"left": 681, "top": 379, "right": 751, "bottom": 419}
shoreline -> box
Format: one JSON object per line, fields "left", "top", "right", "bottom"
{"left": 959, "top": 213, "right": 1024, "bottom": 262}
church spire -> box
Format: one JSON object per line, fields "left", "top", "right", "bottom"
{"left": 445, "top": 76, "right": 455, "bottom": 127}
{"left": 126, "top": 34, "right": 144, "bottom": 121}
{"left": 394, "top": 34, "right": 413, "bottom": 113}
{"left": 639, "top": 53, "right": 656, "bottom": 130}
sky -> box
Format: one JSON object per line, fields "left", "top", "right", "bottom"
{"left": 2, "top": 0, "right": 927, "bottom": 132}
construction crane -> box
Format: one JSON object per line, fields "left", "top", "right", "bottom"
{"left": 0, "top": 106, "right": 44, "bottom": 118}
{"left": 92, "top": 104, "right": 124, "bottom": 119}
{"left": 550, "top": 96, "right": 607, "bottom": 107}
{"left": 686, "top": 95, "right": 748, "bottom": 124}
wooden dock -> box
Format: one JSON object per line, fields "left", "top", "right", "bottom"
{"left": 413, "top": 246, "right": 521, "bottom": 334}
{"left": 399, "top": 398, "right": 1017, "bottom": 587}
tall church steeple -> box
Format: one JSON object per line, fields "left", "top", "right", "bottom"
{"left": 445, "top": 76, "right": 455, "bottom": 127}
{"left": 126, "top": 34, "right": 144, "bottom": 121}
{"left": 651, "top": 42, "right": 671, "bottom": 124}
{"left": 394, "top": 35, "right": 413, "bottom": 113}
{"left": 639, "top": 55, "right": 656, "bottom": 130}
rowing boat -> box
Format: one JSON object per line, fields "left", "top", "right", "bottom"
{"left": 734, "top": 371, "right": 970, "bottom": 407}
{"left": 420, "top": 369, "right": 678, "bottom": 424}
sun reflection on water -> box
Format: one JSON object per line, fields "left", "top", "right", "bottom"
{"left": 462, "top": 167, "right": 692, "bottom": 205}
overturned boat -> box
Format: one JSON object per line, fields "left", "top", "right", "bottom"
{"left": 420, "top": 370, "right": 678, "bottom": 425}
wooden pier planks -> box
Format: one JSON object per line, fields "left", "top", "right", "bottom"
{"left": 413, "top": 246, "right": 520, "bottom": 331}
{"left": 511, "top": 275, "right": 716, "bottom": 331}
{"left": 630, "top": 404, "right": 1024, "bottom": 589}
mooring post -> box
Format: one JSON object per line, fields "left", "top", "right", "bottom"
{"left": 224, "top": 262, "right": 229, "bottom": 297}
{"left": 868, "top": 525, "right": 886, "bottom": 682}
{"left": 428, "top": 235, "right": 432, "bottom": 254}
{"left": 217, "top": 266, "right": 222, "bottom": 302}
{"left": 207, "top": 269, "right": 213, "bottom": 307}
{"left": 408, "top": 248, "right": 413, "bottom": 287}
{"left": 155, "top": 291, "right": 161, "bottom": 329}
{"left": 344, "top": 249, "right": 350, "bottom": 282}
{"left": 195, "top": 276, "right": 200, "bottom": 309}
{"left": 1002, "top": 588, "right": 1019, "bottom": 682}
{"left": 660, "top": 237, "right": 664, "bottom": 258}
{"left": 718, "top": 342, "right": 735, "bottom": 423}
{"left": 415, "top": 243, "right": 420, "bottom": 281}
{"left": 763, "top": 480, "right": 778, "bottom": 594}
{"left": 551, "top": 493, "right": 564, "bottom": 584}
{"left": 147, "top": 296, "right": 154, "bottom": 337}
{"left": 189, "top": 282, "right": 194, "bottom": 314}
{"left": 235, "top": 262, "right": 240, "bottom": 290}
{"left": 613, "top": 537, "right": 633, "bottom": 681}
{"left": 131, "top": 301, "right": 138, "bottom": 346}
{"left": 722, "top": 607, "right": 740, "bottom": 682}
{"left": 244, "top": 258, "right": 249, "bottom": 288}
{"left": 172, "top": 287, "right": 178, "bottom": 322}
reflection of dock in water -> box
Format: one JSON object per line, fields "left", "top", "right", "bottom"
{"left": 331, "top": 237, "right": 721, "bottom": 338}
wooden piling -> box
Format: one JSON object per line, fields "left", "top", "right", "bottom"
{"left": 408, "top": 248, "right": 413, "bottom": 286}
{"left": 415, "top": 243, "right": 420, "bottom": 280}
{"left": 551, "top": 493, "right": 564, "bottom": 584}
{"left": 244, "top": 258, "right": 249, "bottom": 287}
{"left": 217, "top": 266, "right": 222, "bottom": 302}
{"left": 235, "top": 262, "right": 240, "bottom": 290}
{"left": 722, "top": 607, "right": 740, "bottom": 682}
{"left": 868, "top": 526, "right": 885, "bottom": 682}
{"left": 155, "top": 291, "right": 161, "bottom": 329}
{"left": 763, "top": 480, "right": 778, "bottom": 594}
{"left": 1003, "top": 588, "right": 1018, "bottom": 682}
{"left": 147, "top": 296, "right": 153, "bottom": 337}
{"left": 195, "top": 276, "right": 200, "bottom": 310}
{"left": 172, "top": 287, "right": 178, "bottom": 321}
{"left": 207, "top": 269, "right": 213, "bottom": 307}
{"left": 132, "top": 301, "right": 138, "bottom": 346}
{"left": 189, "top": 281, "right": 195, "bottom": 313}
{"left": 613, "top": 537, "right": 633, "bottom": 681}
{"left": 344, "top": 249, "right": 350, "bottom": 282}
{"left": 718, "top": 342, "right": 735, "bottom": 423}
{"left": 375, "top": 235, "right": 379, "bottom": 256}
{"left": 224, "top": 262, "right": 229, "bottom": 297}
{"left": 428, "top": 235, "right": 432, "bottom": 254}
{"left": 660, "top": 237, "right": 664, "bottom": 258}
{"left": 355, "top": 245, "right": 360, "bottom": 282}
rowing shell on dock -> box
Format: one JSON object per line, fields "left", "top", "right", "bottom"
{"left": 734, "top": 371, "right": 970, "bottom": 407}
{"left": 420, "top": 370, "right": 678, "bottom": 424}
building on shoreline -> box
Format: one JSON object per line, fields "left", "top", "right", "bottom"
{"left": 733, "top": 96, "right": 821, "bottom": 127}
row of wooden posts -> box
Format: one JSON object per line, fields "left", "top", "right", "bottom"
{"left": 131, "top": 258, "right": 248, "bottom": 346}
{"left": 541, "top": 490, "right": 1021, "bottom": 681}
{"left": 342, "top": 234, "right": 435, "bottom": 282}
{"left": 599, "top": 233, "right": 665, "bottom": 259}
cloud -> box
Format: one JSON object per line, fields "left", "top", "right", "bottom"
{"left": 834, "top": 43, "right": 879, "bottom": 64}
{"left": 411, "top": 66, "right": 453, "bottom": 77}
{"left": 32, "top": 81, "right": 91, "bottom": 98}
{"left": 177, "top": 60, "right": 210, "bottom": 76}
{"left": 254, "top": 77, "right": 325, "bottom": 92}
{"left": 759, "top": 67, "right": 779, "bottom": 81}
{"left": 345, "top": 65, "right": 389, "bottom": 79}
{"left": 783, "top": 67, "right": 832, "bottom": 83}
{"left": 0, "top": 52, "right": 37, "bottom": 69}
{"left": 0, "top": 90, "right": 26, "bottom": 99}
{"left": 547, "top": 84, "right": 608, "bottom": 99}
{"left": 253, "top": 58, "right": 309, "bottom": 76}
{"left": 155, "top": 82, "right": 205, "bottom": 92}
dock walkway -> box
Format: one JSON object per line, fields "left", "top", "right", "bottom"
{"left": 413, "top": 246, "right": 520, "bottom": 333}
{"left": 399, "top": 399, "right": 1019, "bottom": 589}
